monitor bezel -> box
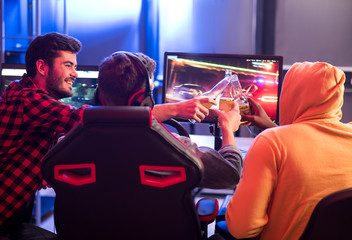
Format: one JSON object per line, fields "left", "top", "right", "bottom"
{"left": 162, "top": 52, "right": 284, "bottom": 124}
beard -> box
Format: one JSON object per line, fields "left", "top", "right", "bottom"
{"left": 46, "top": 69, "right": 74, "bottom": 100}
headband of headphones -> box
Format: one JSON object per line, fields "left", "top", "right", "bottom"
{"left": 111, "top": 51, "right": 153, "bottom": 95}
{"left": 111, "top": 51, "right": 155, "bottom": 108}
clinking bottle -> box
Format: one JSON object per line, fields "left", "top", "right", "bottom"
{"left": 201, "top": 69, "right": 233, "bottom": 109}
{"left": 199, "top": 69, "right": 251, "bottom": 125}
{"left": 189, "top": 69, "right": 233, "bottom": 124}
{"left": 230, "top": 73, "right": 251, "bottom": 126}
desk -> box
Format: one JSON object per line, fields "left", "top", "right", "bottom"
{"left": 190, "top": 134, "right": 254, "bottom": 154}
{"left": 190, "top": 135, "right": 254, "bottom": 196}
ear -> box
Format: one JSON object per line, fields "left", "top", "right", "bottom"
{"left": 36, "top": 59, "right": 49, "bottom": 77}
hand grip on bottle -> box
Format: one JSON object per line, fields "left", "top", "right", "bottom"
{"left": 189, "top": 96, "right": 220, "bottom": 124}
{"left": 208, "top": 96, "right": 220, "bottom": 110}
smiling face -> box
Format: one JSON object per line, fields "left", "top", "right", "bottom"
{"left": 45, "top": 50, "right": 78, "bottom": 100}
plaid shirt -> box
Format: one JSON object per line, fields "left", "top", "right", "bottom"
{"left": 0, "top": 74, "right": 87, "bottom": 225}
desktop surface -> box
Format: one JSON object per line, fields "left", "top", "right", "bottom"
{"left": 190, "top": 134, "right": 253, "bottom": 158}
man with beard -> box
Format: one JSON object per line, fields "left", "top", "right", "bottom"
{"left": 0, "top": 32, "right": 84, "bottom": 239}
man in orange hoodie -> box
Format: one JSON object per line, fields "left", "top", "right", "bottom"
{"left": 225, "top": 62, "right": 352, "bottom": 239}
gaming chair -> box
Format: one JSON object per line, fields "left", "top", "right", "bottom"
{"left": 214, "top": 188, "right": 352, "bottom": 240}
{"left": 299, "top": 187, "right": 352, "bottom": 240}
{"left": 41, "top": 106, "right": 217, "bottom": 240}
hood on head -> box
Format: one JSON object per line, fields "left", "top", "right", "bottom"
{"left": 279, "top": 62, "right": 345, "bottom": 125}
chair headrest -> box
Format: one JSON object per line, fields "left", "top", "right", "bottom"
{"left": 82, "top": 106, "right": 152, "bottom": 127}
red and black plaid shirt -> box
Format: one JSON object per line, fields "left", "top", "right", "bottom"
{"left": 0, "top": 74, "right": 87, "bottom": 225}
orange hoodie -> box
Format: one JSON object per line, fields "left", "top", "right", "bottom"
{"left": 225, "top": 62, "right": 352, "bottom": 240}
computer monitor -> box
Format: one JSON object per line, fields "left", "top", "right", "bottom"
{"left": 162, "top": 52, "right": 284, "bottom": 124}
{"left": 0, "top": 63, "right": 27, "bottom": 95}
{"left": 0, "top": 63, "right": 99, "bottom": 107}
{"left": 60, "top": 65, "right": 99, "bottom": 107}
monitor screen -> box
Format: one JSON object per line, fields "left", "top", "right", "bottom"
{"left": 0, "top": 63, "right": 99, "bottom": 108}
{"left": 0, "top": 63, "right": 27, "bottom": 95}
{"left": 162, "top": 52, "right": 283, "bottom": 124}
{"left": 60, "top": 65, "right": 99, "bottom": 108}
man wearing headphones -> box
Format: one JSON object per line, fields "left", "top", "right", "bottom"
{"left": 95, "top": 51, "right": 243, "bottom": 189}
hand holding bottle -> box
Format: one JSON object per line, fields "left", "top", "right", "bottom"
{"left": 188, "top": 70, "right": 232, "bottom": 123}
{"left": 240, "top": 97, "right": 278, "bottom": 130}
{"left": 214, "top": 101, "right": 241, "bottom": 147}
{"left": 181, "top": 97, "right": 216, "bottom": 123}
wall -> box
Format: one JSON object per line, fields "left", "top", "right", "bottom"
{"left": 66, "top": 0, "right": 143, "bottom": 66}
{"left": 64, "top": 0, "right": 256, "bottom": 74}
{"left": 158, "top": 0, "right": 255, "bottom": 77}
{"left": 274, "top": 0, "right": 352, "bottom": 122}
{"left": 275, "top": 0, "right": 352, "bottom": 67}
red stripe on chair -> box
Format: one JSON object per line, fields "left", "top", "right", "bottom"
{"left": 54, "top": 163, "right": 96, "bottom": 186}
{"left": 149, "top": 108, "right": 153, "bottom": 127}
{"left": 139, "top": 165, "right": 186, "bottom": 188}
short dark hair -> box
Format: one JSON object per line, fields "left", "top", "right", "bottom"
{"left": 97, "top": 52, "right": 155, "bottom": 105}
{"left": 25, "top": 32, "right": 82, "bottom": 78}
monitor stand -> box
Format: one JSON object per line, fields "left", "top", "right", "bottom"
{"left": 211, "top": 124, "right": 222, "bottom": 151}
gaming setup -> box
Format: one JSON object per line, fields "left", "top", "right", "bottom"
{"left": 0, "top": 52, "right": 284, "bottom": 144}
{"left": 162, "top": 52, "right": 283, "bottom": 149}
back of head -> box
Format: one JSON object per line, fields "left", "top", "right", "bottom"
{"left": 97, "top": 52, "right": 156, "bottom": 107}
{"left": 279, "top": 62, "right": 345, "bottom": 125}
{"left": 25, "top": 32, "right": 82, "bottom": 78}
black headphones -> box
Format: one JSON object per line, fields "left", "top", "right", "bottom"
{"left": 115, "top": 51, "right": 155, "bottom": 108}
{"left": 94, "top": 51, "right": 155, "bottom": 108}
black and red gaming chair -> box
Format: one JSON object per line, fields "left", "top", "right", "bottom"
{"left": 299, "top": 187, "right": 352, "bottom": 240}
{"left": 41, "top": 106, "right": 217, "bottom": 240}
{"left": 214, "top": 188, "right": 352, "bottom": 240}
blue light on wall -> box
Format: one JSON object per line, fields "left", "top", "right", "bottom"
{"left": 66, "top": 0, "right": 144, "bottom": 66}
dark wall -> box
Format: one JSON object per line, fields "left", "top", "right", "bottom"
{"left": 274, "top": 0, "right": 352, "bottom": 122}
{"left": 275, "top": 0, "right": 352, "bottom": 67}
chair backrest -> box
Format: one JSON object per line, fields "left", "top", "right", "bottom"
{"left": 41, "top": 106, "right": 204, "bottom": 240}
{"left": 299, "top": 187, "right": 352, "bottom": 240}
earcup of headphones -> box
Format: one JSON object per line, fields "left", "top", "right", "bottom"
{"left": 140, "top": 93, "right": 155, "bottom": 108}
{"left": 128, "top": 89, "right": 155, "bottom": 108}
{"left": 94, "top": 87, "right": 102, "bottom": 106}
